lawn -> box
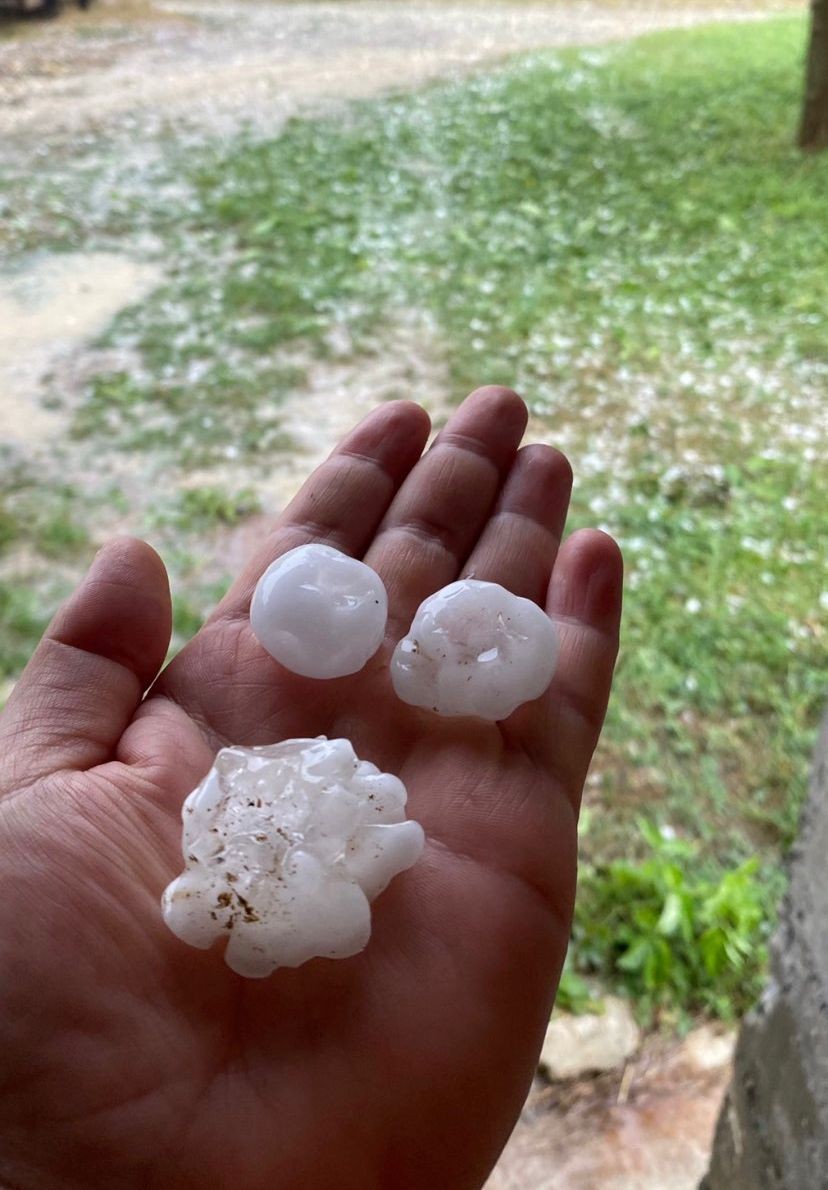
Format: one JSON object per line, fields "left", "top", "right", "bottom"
{"left": 1, "top": 14, "right": 825, "bottom": 1018}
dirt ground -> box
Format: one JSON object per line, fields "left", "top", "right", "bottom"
{"left": 488, "top": 1027, "right": 735, "bottom": 1190}
{"left": 0, "top": 0, "right": 784, "bottom": 1183}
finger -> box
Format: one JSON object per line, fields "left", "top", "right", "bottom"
{"left": 460, "top": 444, "right": 572, "bottom": 604}
{"left": 214, "top": 399, "right": 431, "bottom": 622}
{"left": 364, "top": 386, "right": 528, "bottom": 635}
{"left": 0, "top": 539, "right": 172, "bottom": 796}
{"left": 505, "top": 529, "right": 623, "bottom": 805}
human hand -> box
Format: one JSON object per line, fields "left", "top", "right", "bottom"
{"left": 0, "top": 387, "right": 621, "bottom": 1190}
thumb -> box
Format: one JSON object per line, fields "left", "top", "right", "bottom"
{"left": 0, "top": 538, "right": 172, "bottom": 795}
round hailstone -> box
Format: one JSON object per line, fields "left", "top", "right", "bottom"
{"left": 162, "top": 737, "right": 424, "bottom": 978}
{"left": 390, "top": 579, "right": 558, "bottom": 721}
{"left": 250, "top": 543, "right": 388, "bottom": 679}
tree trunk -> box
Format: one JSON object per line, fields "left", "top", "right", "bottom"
{"left": 799, "top": 0, "right": 828, "bottom": 151}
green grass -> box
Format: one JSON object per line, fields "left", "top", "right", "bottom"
{"left": 0, "top": 14, "right": 825, "bottom": 1017}
{"left": 0, "top": 580, "right": 63, "bottom": 679}
{"left": 0, "top": 462, "right": 92, "bottom": 678}
{"left": 166, "top": 17, "right": 826, "bottom": 390}
{"left": 154, "top": 485, "right": 262, "bottom": 532}
{"left": 0, "top": 464, "right": 90, "bottom": 564}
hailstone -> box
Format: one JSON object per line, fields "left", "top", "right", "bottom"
{"left": 390, "top": 579, "right": 558, "bottom": 721}
{"left": 250, "top": 544, "right": 387, "bottom": 679}
{"left": 162, "top": 737, "right": 424, "bottom": 977}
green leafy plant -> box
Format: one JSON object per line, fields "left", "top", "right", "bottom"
{"left": 555, "top": 953, "right": 605, "bottom": 1016}
{"left": 569, "top": 819, "right": 776, "bottom": 1023}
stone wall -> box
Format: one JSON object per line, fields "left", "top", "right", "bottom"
{"left": 701, "top": 714, "right": 828, "bottom": 1189}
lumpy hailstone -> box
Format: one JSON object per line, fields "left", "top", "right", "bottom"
{"left": 250, "top": 544, "right": 387, "bottom": 679}
{"left": 162, "top": 738, "right": 424, "bottom": 977}
{"left": 391, "top": 579, "right": 558, "bottom": 721}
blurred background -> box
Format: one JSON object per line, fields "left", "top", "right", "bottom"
{"left": 1, "top": 0, "right": 825, "bottom": 1185}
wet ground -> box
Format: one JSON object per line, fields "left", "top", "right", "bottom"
{"left": 488, "top": 1027, "right": 735, "bottom": 1189}
{"left": 0, "top": 251, "right": 161, "bottom": 447}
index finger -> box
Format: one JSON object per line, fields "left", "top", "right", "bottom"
{"left": 211, "top": 399, "right": 431, "bottom": 624}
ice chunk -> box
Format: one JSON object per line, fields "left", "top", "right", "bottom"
{"left": 390, "top": 579, "right": 558, "bottom": 720}
{"left": 250, "top": 544, "right": 388, "bottom": 679}
{"left": 162, "top": 738, "right": 423, "bottom": 977}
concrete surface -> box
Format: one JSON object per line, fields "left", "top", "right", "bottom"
{"left": 702, "top": 713, "right": 828, "bottom": 1189}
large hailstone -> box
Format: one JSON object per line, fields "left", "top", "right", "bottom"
{"left": 390, "top": 579, "right": 558, "bottom": 721}
{"left": 250, "top": 544, "right": 388, "bottom": 679}
{"left": 162, "top": 738, "right": 423, "bottom": 977}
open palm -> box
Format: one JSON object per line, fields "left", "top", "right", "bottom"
{"left": 0, "top": 388, "right": 621, "bottom": 1190}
